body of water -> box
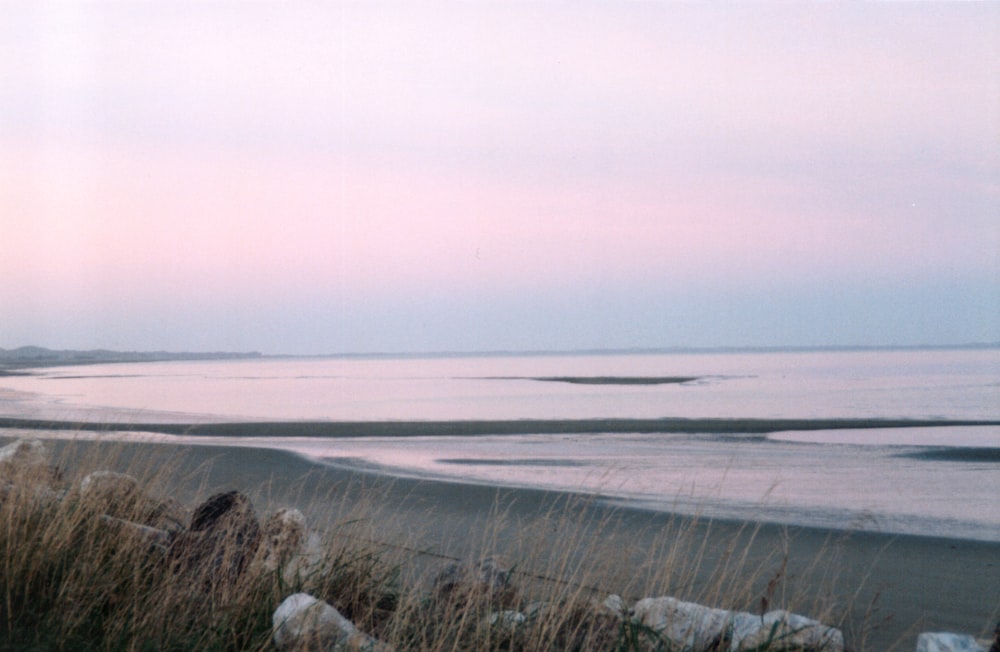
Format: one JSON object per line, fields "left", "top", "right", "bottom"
{"left": 1, "top": 347, "right": 998, "bottom": 540}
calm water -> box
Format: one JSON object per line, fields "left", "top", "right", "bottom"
{"left": 1, "top": 348, "right": 998, "bottom": 540}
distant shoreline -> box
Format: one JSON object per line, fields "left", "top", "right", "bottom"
{"left": 0, "top": 346, "right": 262, "bottom": 374}
{"left": 2, "top": 416, "right": 999, "bottom": 438}
{"left": 2, "top": 342, "right": 997, "bottom": 373}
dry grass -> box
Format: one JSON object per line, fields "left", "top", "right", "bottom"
{"left": 0, "top": 439, "right": 854, "bottom": 651}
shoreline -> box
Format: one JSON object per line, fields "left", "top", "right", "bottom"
{"left": 3, "top": 433, "right": 998, "bottom": 650}
{"left": 3, "top": 416, "right": 999, "bottom": 437}
{"left": 4, "top": 424, "right": 1000, "bottom": 543}
{"left": 3, "top": 417, "right": 999, "bottom": 544}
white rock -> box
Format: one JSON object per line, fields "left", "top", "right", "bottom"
{"left": 273, "top": 592, "right": 356, "bottom": 650}
{"left": 732, "top": 609, "right": 843, "bottom": 651}
{"left": 250, "top": 508, "right": 327, "bottom": 585}
{"left": 99, "top": 514, "right": 171, "bottom": 550}
{"left": 0, "top": 439, "right": 48, "bottom": 466}
{"left": 274, "top": 531, "right": 323, "bottom": 585}
{"left": 269, "top": 507, "right": 307, "bottom": 538}
{"left": 916, "top": 632, "right": 987, "bottom": 652}
{"left": 0, "top": 439, "right": 56, "bottom": 488}
{"left": 633, "top": 596, "right": 731, "bottom": 651}
{"left": 727, "top": 611, "right": 767, "bottom": 650}
{"left": 600, "top": 594, "right": 628, "bottom": 617}
{"left": 488, "top": 610, "right": 527, "bottom": 631}
{"left": 255, "top": 507, "right": 309, "bottom": 573}
{"left": 79, "top": 471, "right": 138, "bottom": 500}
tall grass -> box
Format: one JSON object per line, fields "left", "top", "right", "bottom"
{"left": 0, "top": 439, "right": 854, "bottom": 651}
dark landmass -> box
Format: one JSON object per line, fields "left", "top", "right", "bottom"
{"left": 0, "top": 346, "right": 262, "bottom": 374}
{"left": 482, "top": 376, "right": 701, "bottom": 385}
{"left": 438, "top": 457, "right": 590, "bottom": 467}
{"left": 304, "top": 342, "right": 1000, "bottom": 359}
{"left": 898, "top": 447, "right": 1000, "bottom": 463}
{"left": 2, "top": 416, "right": 998, "bottom": 438}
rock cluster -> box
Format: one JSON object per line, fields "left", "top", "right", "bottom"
{"left": 596, "top": 594, "right": 844, "bottom": 652}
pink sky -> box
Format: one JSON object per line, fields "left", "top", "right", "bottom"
{"left": 1, "top": 3, "right": 997, "bottom": 353}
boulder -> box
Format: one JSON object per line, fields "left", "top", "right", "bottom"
{"left": 250, "top": 507, "right": 327, "bottom": 584}
{"left": 0, "top": 439, "right": 57, "bottom": 486}
{"left": 78, "top": 470, "right": 182, "bottom": 529}
{"left": 99, "top": 514, "right": 171, "bottom": 553}
{"left": 433, "top": 557, "right": 511, "bottom": 598}
{"left": 727, "top": 611, "right": 770, "bottom": 649}
{"left": 625, "top": 595, "right": 843, "bottom": 652}
{"left": 255, "top": 507, "right": 308, "bottom": 572}
{"left": 272, "top": 593, "right": 392, "bottom": 651}
{"left": 632, "top": 596, "right": 732, "bottom": 651}
{"left": 916, "top": 633, "right": 988, "bottom": 652}
{"left": 273, "top": 592, "right": 356, "bottom": 650}
{"left": 189, "top": 490, "right": 259, "bottom": 537}
{"left": 0, "top": 438, "right": 48, "bottom": 466}
{"left": 730, "top": 609, "right": 843, "bottom": 651}
{"left": 487, "top": 609, "right": 527, "bottom": 632}
{"left": 169, "top": 490, "right": 261, "bottom": 584}
{"left": 79, "top": 471, "right": 139, "bottom": 513}
{"left": 599, "top": 594, "right": 629, "bottom": 617}
{"left": 80, "top": 470, "right": 138, "bottom": 497}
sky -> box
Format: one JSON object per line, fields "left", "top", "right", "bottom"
{"left": 1, "top": 2, "right": 998, "bottom": 355}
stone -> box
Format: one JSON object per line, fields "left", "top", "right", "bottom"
{"left": 732, "top": 610, "right": 844, "bottom": 651}
{"left": 727, "top": 611, "right": 768, "bottom": 650}
{"left": 487, "top": 609, "right": 527, "bottom": 632}
{"left": 0, "top": 439, "right": 57, "bottom": 486}
{"left": 79, "top": 470, "right": 138, "bottom": 497}
{"left": 79, "top": 471, "right": 140, "bottom": 514}
{"left": 254, "top": 507, "right": 308, "bottom": 573}
{"left": 916, "top": 633, "right": 987, "bottom": 652}
{"left": 78, "top": 470, "right": 181, "bottom": 528}
{"left": 169, "top": 490, "right": 261, "bottom": 583}
{"left": 190, "top": 490, "right": 258, "bottom": 535}
{"left": 250, "top": 507, "right": 326, "bottom": 585}
{"left": 0, "top": 438, "right": 48, "bottom": 466}
{"left": 100, "top": 514, "right": 171, "bottom": 552}
{"left": 273, "top": 592, "right": 356, "bottom": 650}
{"left": 632, "top": 596, "right": 732, "bottom": 651}
{"left": 600, "top": 594, "right": 628, "bottom": 617}
{"left": 628, "top": 596, "right": 843, "bottom": 652}
{"left": 433, "top": 557, "right": 511, "bottom": 598}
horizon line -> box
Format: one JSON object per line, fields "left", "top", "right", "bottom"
{"left": 294, "top": 342, "right": 1000, "bottom": 359}
{"left": 2, "top": 341, "right": 998, "bottom": 363}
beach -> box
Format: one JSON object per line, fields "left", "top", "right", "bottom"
{"left": 6, "top": 430, "right": 997, "bottom": 651}
{"left": 1, "top": 349, "right": 997, "bottom": 649}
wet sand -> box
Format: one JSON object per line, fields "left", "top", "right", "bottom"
{"left": 6, "top": 432, "right": 997, "bottom": 651}
{"left": 3, "top": 415, "right": 998, "bottom": 436}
